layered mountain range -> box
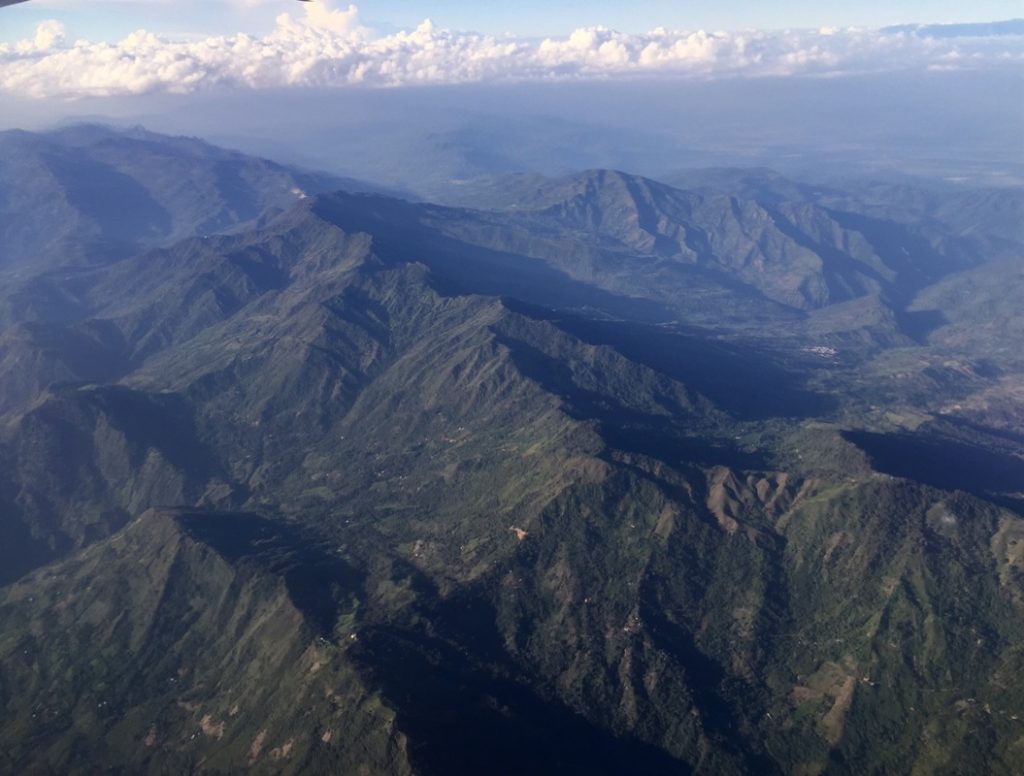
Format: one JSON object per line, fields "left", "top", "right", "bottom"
{"left": 0, "top": 125, "right": 1022, "bottom": 775}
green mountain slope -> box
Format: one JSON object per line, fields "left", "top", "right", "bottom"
{"left": 0, "top": 508, "right": 412, "bottom": 775}
{"left": 0, "top": 124, "right": 390, "bottom": 272}
{"left": 0, "top": 130, "right": 1021, "bottom": 774}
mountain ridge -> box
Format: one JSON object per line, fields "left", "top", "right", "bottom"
{"left": 0, "top": 128, "right": 1021, "bottom": 774}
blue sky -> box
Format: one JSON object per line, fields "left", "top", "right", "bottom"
{"left": 362, "top": 1, "right": 1024, "bottom": 35}
{"left": 2, "top": 0, "right": 1022, "bottom": 43}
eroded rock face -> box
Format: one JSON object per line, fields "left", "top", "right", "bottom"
{"left": 705, "top": 466, "right": 813, "bottom": 536}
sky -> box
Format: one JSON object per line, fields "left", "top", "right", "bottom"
{"left": 2, "top": 0, "right": 1023, "bottom": 41}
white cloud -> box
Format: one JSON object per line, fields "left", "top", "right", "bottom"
{"left": 13, "top": 19, "right": 66, "bottom": 54}
{"left": 295, "top": 1, "right": 365, "bottom": 36}
{"left": 1, "top": 3, "right": 1021, "bottom": 98}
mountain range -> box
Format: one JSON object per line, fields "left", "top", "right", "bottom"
{"left": 0, "top": 125, "right": 1022, "bottom": 775}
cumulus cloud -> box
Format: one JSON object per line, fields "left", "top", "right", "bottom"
{"left": 1, "top": 3, "right": 1021, "bottom": 98}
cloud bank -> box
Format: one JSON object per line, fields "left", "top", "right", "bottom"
{"left": 1, "top": 3, "right": 1021, "bottom": 98}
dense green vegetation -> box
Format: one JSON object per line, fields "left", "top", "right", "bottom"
{"left": 0, "top": 126, "right": 1021, "bottom": 774}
